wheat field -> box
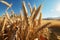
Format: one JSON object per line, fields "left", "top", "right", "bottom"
{"left": 0, "top": 1, "right": 60, "bottom": 40}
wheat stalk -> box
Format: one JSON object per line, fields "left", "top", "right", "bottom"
{"left": 5, "top": 11, "right": 13, "bottom": 23}
{"left": 1, "top": 1, "right": 12, "bottom": 8}
{"left": 32, "top": 5, "right": 42, "bottom": 20}
{"left": 38, "top": 12, "right": 42, "bottom": 25}
{"left": 28, "top": 2, "right": 32, "bottom": 15}
{"left": 1, "top": 16, "right": 7, "bottom": 32}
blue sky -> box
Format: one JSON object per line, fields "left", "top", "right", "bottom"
{"left": 0, "top": 0, "right": 60, "bottom": 18}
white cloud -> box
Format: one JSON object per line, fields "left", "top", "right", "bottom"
{"left": 50, "top": 3, "right": 60, "bottom": 12}
{"left": 55, "top": 5, "right": 60, "bottom": 12}
{"left": 47, "top": 8, "right": 60, "bottom": 18}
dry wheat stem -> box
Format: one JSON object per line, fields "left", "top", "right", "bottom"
{"left": 1, "top": 16, "right": 7, "bottom": 32}
{"left": 1, "top": 1, "right": 12, "bottom": 7}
